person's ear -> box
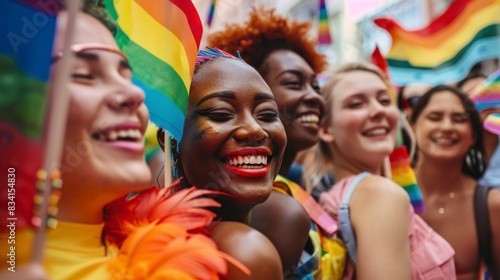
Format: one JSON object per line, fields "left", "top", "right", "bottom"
{"left": 318, "top": 124, "right": 334, "bottom": 143}
{"left": 156, "top": 128, "right": 166, "bottom": 152}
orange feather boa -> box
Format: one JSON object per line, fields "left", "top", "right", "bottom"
{"left": 104, "top": 180, "right": 250, "bottom": 279}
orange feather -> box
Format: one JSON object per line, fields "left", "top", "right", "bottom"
{"left": 109, "top": 222, "right": 250, "bottom": 279}
{"left": 104, "top": 180, "right": 250, "bottom": 279}
{"left": 104, "top": 180, "right": 221, "bottom": 247}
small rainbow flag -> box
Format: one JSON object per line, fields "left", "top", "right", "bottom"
{"left": 374, "top": 0, "right": 500, "bottom": 86}
{"left": 371, "top": 45, "right": 389, "bottom": 80}
{"left": 317, "top": 0, "right": 332, "bottom": 45}
{"left": 389, "top": 146, "right": 425, "bottom": 214}
{"left": 470, "top": 68, "right": 500, "bottom": 135}
{"left": 207, "top": 0, "right": 217, "bottom": 27}
{"left": 104, "top": 0, "right": 203, "bottom": 141}
{"left": 370, "top": 45, "right": 397, "bottom": 101}
{"left": 0, "top": 0, "right": 58, "bottom": 229}
{"left": 484, "top": 114, "right": 500, "bottom": 135}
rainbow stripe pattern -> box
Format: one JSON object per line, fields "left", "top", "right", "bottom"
{"left": 207, "top": 0, "right": 217, "bottom": 27}
{"left": 470, "top": 68, "right": 500, "bottom": 135}
{"left": 104, "top": 0, "right": 203, "bottom": 141}
{"left": 318, "top": 0, "right": 332, "bottom": 45}
{"left": 389, "top": 146, "right": 425, "bottom": 214}
{"left": 374, "top": 0, "right": 500, "bottom": 86}
{"left": 484, "top": 114, "right": 500, "bottom": 135}
{"left": 0, "top": 0, "right": 58, "bottom": 228}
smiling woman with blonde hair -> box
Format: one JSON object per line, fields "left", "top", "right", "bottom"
{"left": 304, "top": 62, "right": 456, "bottom": 279}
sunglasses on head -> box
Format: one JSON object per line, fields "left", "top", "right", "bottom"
{"left": 404, "top": 96, "right": 420, "bottom": 109}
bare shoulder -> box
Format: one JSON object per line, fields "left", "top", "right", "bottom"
{"left": 488, "top": 188, "right": 500, "bottom": 226}
{"left": 249, "top": 191, "right": 310, "bottom": 272}
{"left": 250, "top": 191, "right": 310, "bottom": 233}
{"left": 487, "top": 187, "right": 500, "bottom": 271}
{"left": 350, "top": 174, "right": 410, "bottom": 231}
{"left": 488, "top": 187, "right": 500, "bottom": 209}
{"left": 211, "top": 221, "right": 283, "bottom": 280}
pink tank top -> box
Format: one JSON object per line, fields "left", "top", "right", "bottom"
{"left": 319, "top": 174, "right": 456, "bottom": 280}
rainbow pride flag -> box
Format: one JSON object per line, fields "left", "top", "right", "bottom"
{"left": 318, "top": 0, "right": 332, "bottom": 45}
{"left": 104, "top": 0, "right": 203, "bottom": 141}
{"left": 470, "top": 69, "right": 500, "bottom": 135}
{"left": 207, "top": 0, "right": 217, "bottom": 27}
{"left": 389, "top": 146, "right": 425, "bottom": 214}
{"left": 0, "top": 0, "right": 58, "bottom": 229}
{"left": 375, "top": 0, "right": 500, "bottom": 86}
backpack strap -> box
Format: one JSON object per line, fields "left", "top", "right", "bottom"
{"left": 473, "top": 184, "right": 497, "bottom": 278}
{"left": 338, "top": 172, "right": 371, "bottom": 266}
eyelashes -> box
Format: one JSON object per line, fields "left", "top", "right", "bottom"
{"left": 195, "top": 109, "right": 279, "bottom": 123}
{"left": 71, "top": 73, "right": 93, "bottom": 80}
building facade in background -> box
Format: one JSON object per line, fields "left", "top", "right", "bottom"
{"left": 194, "top": 0, "right": 498, "bottom": 79}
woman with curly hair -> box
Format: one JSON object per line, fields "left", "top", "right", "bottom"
{"left": 208, "top": 8, "right": 341, "bottom": 278}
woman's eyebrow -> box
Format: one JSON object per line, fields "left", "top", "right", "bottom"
{"left": 197, "top": 91, "right": 236, "bottom": 106}
{"left": 75, "top": 52, "right": 132, "bottom": 71}
{"left": 254, "top": 93, "right": 275, "bottom": 101}
{"left": 75, "top": 51, "right": 99, "bottom": 61}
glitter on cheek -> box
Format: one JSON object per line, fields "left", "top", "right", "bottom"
{"left": 196, "top": 125, "right": 218, "bottom": 139}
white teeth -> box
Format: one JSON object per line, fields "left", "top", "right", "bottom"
{"left": 366, "top": 128, "right": 387, "bottom": 136}
{"left": 226, "top": 155, "right": 269, "bottom": 166}
{"left": 94, "top": 129, "right": 142, "bottom": 142}
{"left": 297, "top": 114, "right": 319, "bottom": 124}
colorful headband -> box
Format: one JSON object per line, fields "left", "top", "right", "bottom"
{"left": 195, "top": 47, "right": 243, "bottom": 67}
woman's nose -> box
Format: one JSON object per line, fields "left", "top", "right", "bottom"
{"left": 439, "top": 117, "right": 455, "bottom": 130}
{"left": 303, "top": 87, "right": 325, "bottom": 109}
{"left": 369, "top": 100, "right": 386, "bottom": 119}
{"left": 233, "top": 115, "right": 269, "bottom": 144}
{"left": 108, "top": 83, "right": 145, "bottom": 112}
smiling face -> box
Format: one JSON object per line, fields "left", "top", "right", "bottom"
{"left": 180, "top": 58, "right": 286, "bottom": 205}
{"left": 413, "top": 90, "right": 474, "bottom": 161}
{"left": 55, "top": 12, "right": 151, "bottom": 202}
{"left": 260, "top": 50, "right": 325, "bottom": 155}
{"left": 319, "top": 70, "right": 399, "bottom": 170}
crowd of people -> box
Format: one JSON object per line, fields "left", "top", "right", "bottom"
{"left": 1, "top": 0, "right": 500, "bottom": 279}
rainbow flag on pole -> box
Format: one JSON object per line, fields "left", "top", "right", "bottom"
{"left": 389, "top": 146, "right": 425, "bottom": 214}
{"left": 0, "top": 0, "right": 58, "bottom": 229}
{"left": 375, "top": 0, "right": 500, "bottom": 86}
{"left": 318, "top": 0, "right": 332, "bottom": 45}
{"left": 207, "top": 0, "right": 217, "bottom": 27}
{"left": 470, "top": 69, "right": 500, "bottom": 135}
{"left": 104, "top": 0, "right": 203, "bottom": 141}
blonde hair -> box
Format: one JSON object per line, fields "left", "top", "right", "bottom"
{"left": 302, "top": 62, "right": 389, "bottom": 193}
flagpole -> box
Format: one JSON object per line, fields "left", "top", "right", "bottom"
{"left": 31, "top": 0, "right": 83, "bottom": 263}
{"left": 164, "top": 132, "right": 172, "bottom": 187}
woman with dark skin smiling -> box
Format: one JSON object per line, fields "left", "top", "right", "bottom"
{"left": 208, "top": 8, "right": 333, "bottom": 277}
{"left": 1, "top": 2, "right": 249, "bottom": 279}
{"left": 158, "top": 48, "right": 285, "bottom": 280}
{"left": 411, "top": 85, "right": 500, "bottom": 279}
